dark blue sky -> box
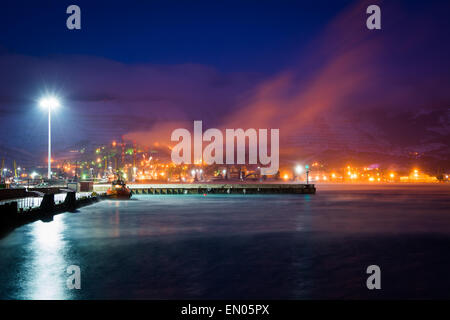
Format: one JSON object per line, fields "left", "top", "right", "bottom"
{"left": 0, "top": 0, "right": 449, "bottom": 166}
{"left": 0, "top": 0, "right": 357, "bottom": 72}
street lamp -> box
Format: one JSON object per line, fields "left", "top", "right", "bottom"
{"left": 39, "top": 96, "right": 60, "bottom": 179}
{"left": 294, "top": 165, "right": 303, "bottom": 182}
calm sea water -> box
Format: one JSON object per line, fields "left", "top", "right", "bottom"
{"left": 0, "top": 184, "right": 449, "bottom": 299}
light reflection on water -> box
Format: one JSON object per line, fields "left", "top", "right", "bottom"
{"left": 25, "top": 216, "right": 68, "bottom": 300}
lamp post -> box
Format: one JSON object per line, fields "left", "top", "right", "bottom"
{"left": 39, "top": 96, "right": 60, "bottom": 180}
{"left": 305, "top": 165, "right": 310, "bottom": 184}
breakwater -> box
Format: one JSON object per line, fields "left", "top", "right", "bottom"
{"left": 0, "top": 191, "right": 102, "bottom": 236}
{"left": 94, "top": 183, "right": 316, "bottom": 195}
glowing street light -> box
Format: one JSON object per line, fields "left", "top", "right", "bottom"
{"left": 295, "top": 165, "right": 303, "bottom": 175}
{"left": 293, "top": 165, "right": 303, "bottom": 182}
{"left": 39, "top": 96, "right": 60, "bottom": 179}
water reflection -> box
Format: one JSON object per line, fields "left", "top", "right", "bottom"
{"left": 25, "top": 216, "right": 68, "bottom": 299}
{"left": 114, "top": 208, "right": 120, "bottom": 238}
{"left": 1, "top": 185, "right": 449, "bottom": 299}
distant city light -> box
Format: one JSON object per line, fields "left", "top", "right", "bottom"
{"left": 22, "top": 138, "right": 443, "bottom": 184}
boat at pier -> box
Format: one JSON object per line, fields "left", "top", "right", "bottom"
{"left": 107, "top": 179, "right": 132, "bottom": 199}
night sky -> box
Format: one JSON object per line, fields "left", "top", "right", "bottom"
{"left": 0, "top": 0, "right": 449, "bottom": 167}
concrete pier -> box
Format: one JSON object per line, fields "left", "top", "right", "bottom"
{"left": 0, "top": 191, "right": 103, "bottom": 236}
{"left": 94, "top": 183, "right": 316, "bottom": 195}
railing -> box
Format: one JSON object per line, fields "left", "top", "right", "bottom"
{"left": 0, "top": 192, "right": 94, "bottom": 211}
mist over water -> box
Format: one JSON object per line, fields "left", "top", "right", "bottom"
{"left": 1, "top": 184, "right": 449, "bottom": 299}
